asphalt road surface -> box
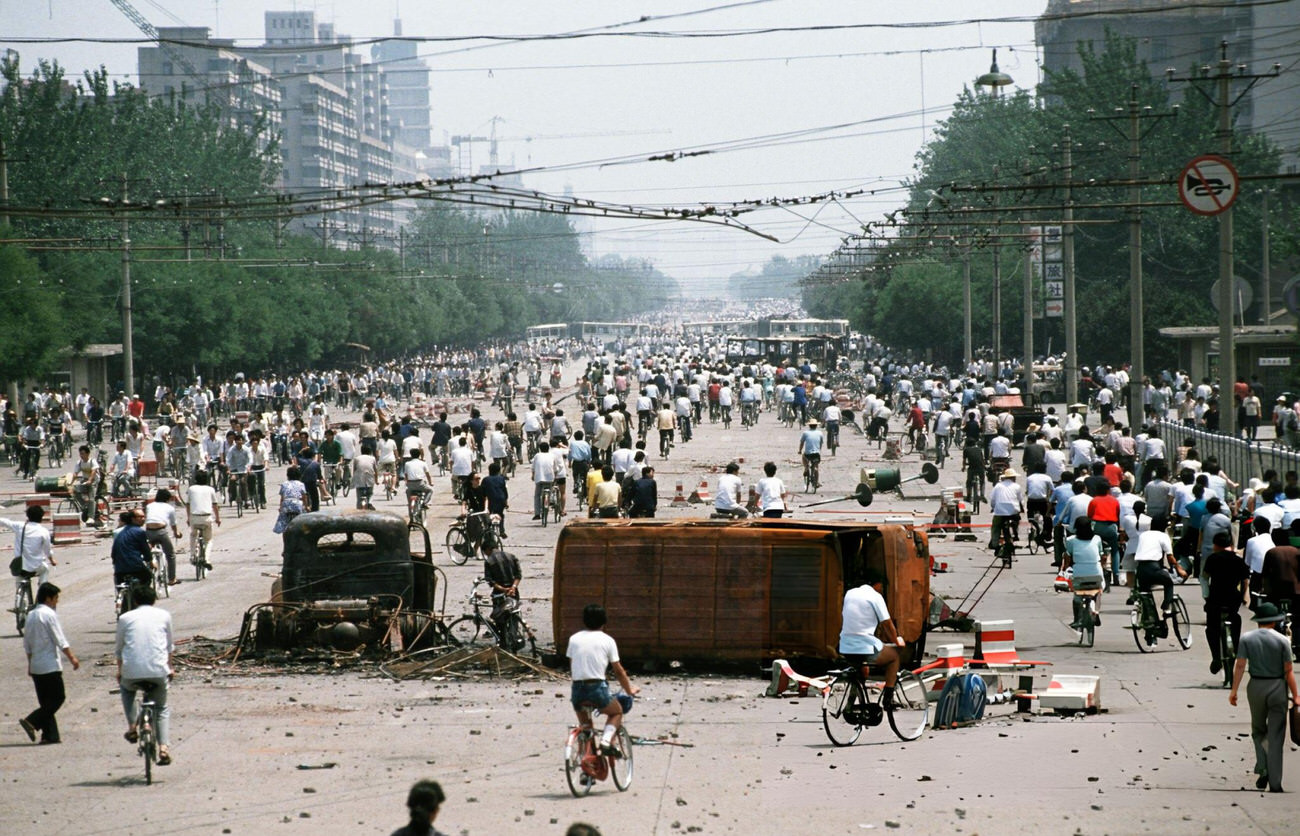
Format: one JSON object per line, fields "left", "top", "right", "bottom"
{"left": 2, "top": 371, "right": 1296, "bottom": 835}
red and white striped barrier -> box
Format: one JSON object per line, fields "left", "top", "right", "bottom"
{"left": 671, "top": 482, "right": 690, "bottom": 508}
{"left": 913, "top": 643, "right": 970, "bottom": 697}
{"left": 25, "top": 494, "right": 50, "bottom": 515}
{"left": 969, "top": 620, "right": 1051, "bottom": 670}
{"left": 764, "top": 658, "right": 830, "bottom": 698}
{"left": 51, "top": 513, "right": 81, "bottom": 546}
{"left": 689, "top": 480, "right": 712, "bottom": 504}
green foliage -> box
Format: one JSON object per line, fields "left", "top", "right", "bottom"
{"left": 803, "top": 31, "right": 1298, "bottom": 369}
{"left": 0, "top": 57, "right": 676, "bottom": 387}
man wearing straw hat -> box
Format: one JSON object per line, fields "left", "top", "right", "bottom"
{"left": 1229, "top": 603, "right": 1298, "bottom": 792}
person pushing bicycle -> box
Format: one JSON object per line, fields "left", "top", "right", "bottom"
{"left": 838, "top": 569, "right": 906, "bottom": 704}
{"left": 566, "top": 604, "right": 639, "bottom": 757}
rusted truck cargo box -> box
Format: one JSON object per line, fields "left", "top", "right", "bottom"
{"left": 552, "top": 519, "right": 929, "bottom": 666}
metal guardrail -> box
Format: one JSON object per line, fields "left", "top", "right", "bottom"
{"left": 1153, "top": 420, "right": 1300, "bottom": 484}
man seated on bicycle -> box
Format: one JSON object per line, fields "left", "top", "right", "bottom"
{"left": 988, "top": 467, "right": 1024, "bottom": 551}
{"left": 225, "top": 434, "right": 252, "bottom": 502}
{"left": 108, "top": 440, "right": 136, "bottom": 497}
{"left": 1062, "top": 518, "right": 1106, "bottom": 628}
{"left": 143, "top": 489, "right": 182, "bottom": 586}
{"left": 481, "top": 531, "right": 522, "bottom": 637}
{"left": 822, "top": 402, "right": 841, "bottom": 450}
{"left": 1133, "top": 515, "right": 1187, "bottom": 616}
{"left": 866, "top": 401, "right": 891, "bottom": 441}
{"left": 5, "top": 505, "right": 56, "bottom": 586}
{"left": 449, "top": 436, "right": 475, "bottom": 501}
{"left": 987, "top": 429, "right": 1012, "bottom": 476}
{"left": 111, "top": 508, "right": 153, "bottom": 590}
{"left": 906, "top": 403, "right": 925, "bottom": 446}
{"left": 115, "top": 583, "right": 174, "bottom": 765}
{"left": 838, "top": 569, "right": 907, "bottom": 704}
{"left": 184, "top": 470, "right": 220, "bottom": 572}
{"left": 1202, "top": 529, "right": 1250, "bottom": 675}
{"left": 567, "top": 603, "right": 639, "bottom": 756}
{"left": 71, "top": 445, "right": 100, "bottom": 522}
{"left": 798, "top": 419, "right": 824, "bottom": 481}
{"left": 404, "top": 448, "right": 434, "bottom": 507}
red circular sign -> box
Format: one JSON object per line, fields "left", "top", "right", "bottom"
{"left": 1178, "top": 154, "right": 1239, "bottom": 216}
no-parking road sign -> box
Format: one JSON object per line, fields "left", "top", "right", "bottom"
{"left": 1178, "top": 154, "right": 1239, "bottom": 216}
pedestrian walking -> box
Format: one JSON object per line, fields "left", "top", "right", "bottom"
{"left": 20, "top": 583, "right": 79, "bottom": 744}
{"left": 1229, "top": 603, "right": 1299, "bottom": 792}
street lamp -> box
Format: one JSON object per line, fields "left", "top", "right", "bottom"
{"left": 976, "top": 51, "right": 1012, "bottom": 383}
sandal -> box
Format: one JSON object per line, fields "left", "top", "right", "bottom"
{"left": 124, "top": 728, "right": 138, "bottom": 744}
{"left": 157, "top": 746, "right": 172, "bottom": 766}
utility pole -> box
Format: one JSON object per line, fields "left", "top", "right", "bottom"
{"left": 991, "top": 165, "right": 1001, "bottom": 380}
{"left": 1090, "top": 84, "right": 1175, "bottom": 431}
{"left": 1061, "top": 126, "right": 1078, "bottom": 405}
{"left": 962, "top": 223, "right": 973, "bottom": 372}
{"left": 120, "top": 173, "right": 135, "bottom": 400}
{"left": 1260, "top": 188, "right": 1270, "bottom": 325}
{"left": 1169, "top": 41, "right": 1280, "bottom": 439}
{"left": 0, "top": 135, "right": 9, "bottom": 228}
{"left": 1023, "top": 203, "right": 1034, "bottom": 396}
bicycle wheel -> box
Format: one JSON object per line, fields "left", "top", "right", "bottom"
{"left": 821, "top": 675, "right": 864, "bottom": 747}
{"left": 552, "top": 500, "right": 563, "bottom": 525}
{"left": 610, "top": 725, "right": 634, "bottom": 790}
{"left": 15, "top": 583, "right": 32, "bottom": 635}
{"left": 1131, "top": 606, "right": 1153, "bottom": 653}
{"left": 447, "top": 615, "right": 498, "bottom": 647}
{"left": 540, "top": 496, "right": 550, "bottom": 527}
{"left": 900, "top": 434, "right": 915, "bottom": 455}
{"left": 1220, "top": 622, "right": 1235, "bottom": 687}
{"left": 887, "top": 671, "right": 930, "bottom": 741}
{"left": 235, "top": 482, "right": 244, "bottom": 518}
{"left": 1027, "top": 521, "right": 1041, "bottom": 555}
{"left": 565, "top": 729, "right": 595, "bottom": 797}
{"left": 445, "top": 526, "right": 472, "bottom": 566}
{"left": 141, "top": 721, "right": 155, "bottom": 785}
{"left": 194, "top": 534, "right": 206, "bottom": 581}
{"left": 1171, "top": 597, "right": 1193, "bottom": 650}
{"left": 1081, "top": 600, "right": 1096, "bottom": 648}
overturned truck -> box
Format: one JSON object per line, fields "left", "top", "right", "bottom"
{"left": 552, "top": 519, "right": 931, "bottom": 668}
{"left": 248, "top": 510, "right": 443, "bottom": 654}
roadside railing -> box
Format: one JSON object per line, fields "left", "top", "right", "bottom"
{"left": 1154, "top": 420, "right": 1300, "bottom": 484}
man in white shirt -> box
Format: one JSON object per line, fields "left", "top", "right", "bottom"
{"left": 403, "top": 449, "right": 434, "bottom": 507}
{"left": 714, "top": 462, "right": 748, "bottom": 519}
{"left": 144, "top": 488, "right": 183, "bottom": 586}
{"left": 20, "top": 582, "right": 79, "bottom": 745}
{"left": 531, "top": 441, "right": 557, "bottom": 521}
{"left": 838, "top": 570, "right": 906, "bottom": 699}
{"left": 566, "top": 603, "right": 639, "bottom": 756}
{"left": 1133, "top": 517, "right": 1186, "bottom": 613}
{"left": 184, "top": 471, "right": 220, "bottom": 573}
{"left": 757, "top": 461, "right": 787, "bottom": 518}
{"left": 116, "top": 584, "right": 174, "bottom": 765}
{"left": 4, "top": 506, "right": 56, "bottom": 587}
{"left": 989, "top": 468, "right": 1026, "bottom": 554}
{"left": 449, "top": 436, "right": 475, "bottom": 500}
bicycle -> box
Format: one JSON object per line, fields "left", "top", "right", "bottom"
{"left": 1128, "top": 588, "right": 1193, "bottom": 652}
{"left": 338, "top": 460, "right": 353, "bottom": 498}
{"left": 18, "top": 440, "right": 40, "bottom": 480}
{"left": 802, "top": 455, "right": 820, "bottom": 494}
{"left": 903, "top": 429, "right": 926, "bottom": 458}
{"left": 124, "top": 681, "right": 162, "bottom": 785}
{"left": 168, "top": 448, "right": 188, "bottom": 487}
{"left": 932, "top": 434, "right": 948, "bottom": 468}
{"left": 565, "top": 695, "right": 634, "bottom": 797}
{"left": 115, "top": 575, "right": 150, "bottom": 619}
{"left": 994, "top": 513, "right": 1019, "bottom": 568}
{"left": 46, "top": 432, "right": 66, "bottom": 469}
{"left": 741, "top": 401, "right": 759, "bottom": 429}
{"left": 826, "top": 421, "right": 839, "bottom": 456}
{"left": 11, "top": 568, "right": 36, "bottom": 636}
{"left": 149, "top": 544, "right": 170, "bottom": 599}
{"left": 321, "top": 463, "right": 340, "bottom": 506}
{"left": 1027, "top": 511, "right": 1047, "bottom": 555}
{"left": 539, "top": 483, "right": 562, "bottom": 527}
{"left": 407, "top": 486, "right": 433, "bottom": 526}
{"left": 446, "top": 578, "right": 537, "bottom": 655}
{"left": 964, "top": 466, "right": 984, "bottom": 516}
{"left": 821, "top": 662, "right": 929, "bottom": 746}
{"left": 1211, "top": 605, "right": 1237, "bottom": 688}
{"left": 227, "top": 472, "right": 250, "bottom": 518}
{"left": 445, "top": 511, "right": 503, "bottom": 565}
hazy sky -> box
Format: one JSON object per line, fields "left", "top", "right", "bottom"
{"left": 0, "top": 1, "right": 1049, "bottom": 291}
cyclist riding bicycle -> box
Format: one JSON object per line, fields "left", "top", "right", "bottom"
{"left": 798, "top": 419, "right": 824, "bottom": 485}
{"left": 566, "top": 604, "right": 639, "bottom": 756}
{"left": 111, "top": 508, "right": 154, "bottom": 592}
{"left": 481, "top": 531, "right": 522, "bottom": 639}
{"left": 116, "top": 583, "right": 174, "bottom": 766}
{"left": 1132, "top": 515, "right": 1187, "bottom": 617}
{"left": 403, "top": 448, "right": 434, "bottom": 508}
{"left": 822, "top": 402, "right": 841, "bottom": 452}
{"left": 838, "top": 569, "right": 907, "bottom": 704}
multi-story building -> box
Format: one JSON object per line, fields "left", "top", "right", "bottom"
{"left": 140, "top": 12, "right": 446, "bottom": 248}
{"left": 1037, "top": 0, "right": 1300, "bottom": 172}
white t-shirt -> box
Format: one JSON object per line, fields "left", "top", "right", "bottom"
{"left": 377, "top": 437, "right": 398, "bottom": 465}
{"left": 115, "top": 605, "right": 174, "bottom": 680}
{"left": 1133, "top": 530, "right": 1174, "bottom": 563}
{"left": 566, "top": 629, "right": 620, "bottom": 681}
{"left": 532, "top": 451, "right": 556, "bottom": 483}
{"left": 716, "top": 473, "right": 744, "bottom": 511}
{"left": 757, "top": 476, "right": 785, "bottom": 512}
{"left": 144, "top": 500, "right": 176, "bottom": 529}
{"left": 403, "top": 458, "right": 430, "bottom": 484}
{"left": 450, "top": 445, "right": 475, "bottom": 477}
{"left": 839, "top": 584, "right": 891, "bottom": 655}
{"left": 186, "top": 484, "right": 218, "bottom": 517}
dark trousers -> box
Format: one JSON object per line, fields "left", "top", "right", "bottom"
{"left": 27, "top": 672, "right": 66, "bottom": 743}
{"left": 305, "top": 482, "right": 321, "bottom": 512}
{"left": 1204, "top": 605, "right": 1242, "bottom": 662}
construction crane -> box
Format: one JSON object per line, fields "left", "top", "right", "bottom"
{"left": 452, "top": 116, "right": 671, "bottom": 173}
{"left": 108, "top": 0, "right": 208, "bottom": 89}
